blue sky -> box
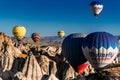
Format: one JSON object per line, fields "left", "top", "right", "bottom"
{"left": 0, "top": 0, "right": 120, "bottom": 37}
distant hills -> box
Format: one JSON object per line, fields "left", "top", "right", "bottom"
{"left": 11, "top": 33, "right": 120, "bottom": 47}
{"left": 11, "top": 36, "right": 64, "bottom": 46}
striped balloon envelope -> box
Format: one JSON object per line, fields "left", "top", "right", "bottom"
{"left": 82, "top": 32, "right": 119, "bottom": 70}
{"left": 31, "top": 33, "right": 40, "bottom": 42}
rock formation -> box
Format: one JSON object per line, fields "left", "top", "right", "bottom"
{"left": 0, "top": 32, "right": 119, "bottom": 80}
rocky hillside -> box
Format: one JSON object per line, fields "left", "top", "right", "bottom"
{"left": 0, "top": 32, "right": 119, "bottom": 80}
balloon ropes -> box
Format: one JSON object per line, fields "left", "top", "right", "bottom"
{"left": 90, "top": 1, "right": 103, "bottom": 17}
{"left": 62, "top": 33, "right": 88, "bottom": 75}
{"left": 82, "top": 32, "right": 119, "bottom": 71}
{"left": 12, "top": 25, "right": 26, "bottom": 41}
{"left": 31, "top": 33, "right": 40, "bottom": 43}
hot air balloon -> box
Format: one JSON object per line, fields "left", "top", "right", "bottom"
{"left": 12, "top": 25, "right": 26, "bottom": 40}
{"left": 31, "top": 33, "right": 40, "bottom": 42}
{"left": 58, "top": 30, "right": 65, "bottom": 38}
{"left": 82, "top": 32, "right": 118, "bottom": 70}
{"left": 90, "top": 1, "right": 103, "bottom": 17}
{"left": 62, "top": 33, "right": 88, "bottom": 75}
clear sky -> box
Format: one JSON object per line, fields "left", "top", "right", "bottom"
{"left": 0, "top": 0, "right": 120, "bottom": 37}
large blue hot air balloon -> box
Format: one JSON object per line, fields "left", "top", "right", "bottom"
{"left": 62, "top": 33, "right": 88, "bottom": 74}
{"left": 90, "top": 1, "right": 103, "bottom": 17}
{"left": 82, "top": 32, "right": 119, "bottom": 70}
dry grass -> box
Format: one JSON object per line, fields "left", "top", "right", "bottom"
{"left": 106, "top": 67, "right": 120, "bottom": 73}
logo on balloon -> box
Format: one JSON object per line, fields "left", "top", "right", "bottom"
{"left": 89, "top": 52, "right": 114, "bottom": 60}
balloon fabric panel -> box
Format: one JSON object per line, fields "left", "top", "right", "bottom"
{"left": 62, "top": 33, "right": 87, "bottom": 72}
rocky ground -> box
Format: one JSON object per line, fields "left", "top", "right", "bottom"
{"left": 0, "top": 32, "right": 120, "bottom": 80}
